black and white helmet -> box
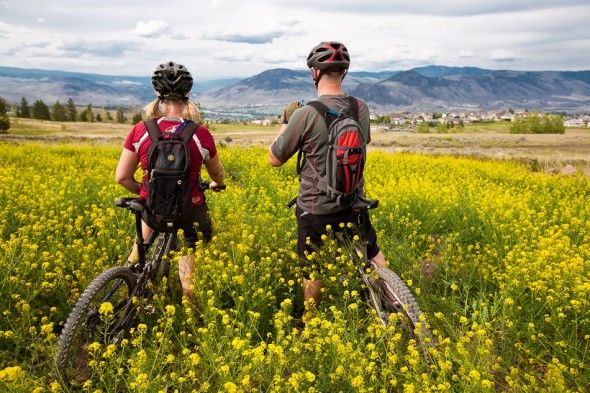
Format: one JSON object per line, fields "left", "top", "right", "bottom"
{"left": 151, "top": 61, "right": 193, "bottom": 100}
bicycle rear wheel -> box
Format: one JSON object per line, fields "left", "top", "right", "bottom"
{"left": 55, "top": 266, "right": 137, "bottom": 387}
{"left": 366, "top": 266, "right": 435, "bottom": 361}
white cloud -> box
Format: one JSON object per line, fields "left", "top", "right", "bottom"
{"left": 132, "top": 20, "right": 170, "bottom": 38}
{"left": 0, "top": 1, "right": 588, "bottom": 77}
{"left": 489, "top": 49, "right": 519, "bottom": 62}
{"left": 456, "top": 50, "right": 474, "bottom": 58}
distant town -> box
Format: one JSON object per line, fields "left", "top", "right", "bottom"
{"left": 249, "top": 109, "right": 590, "bottom": 130}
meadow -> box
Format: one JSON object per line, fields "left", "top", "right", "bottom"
{"left": 0, "top": 126, "right": 589, "bottom": 391}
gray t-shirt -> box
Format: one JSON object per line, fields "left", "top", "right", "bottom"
{"left": 271, "top": 94, "right": 371, "bottom": 215}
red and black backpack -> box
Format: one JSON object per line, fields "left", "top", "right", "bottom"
{"left": 300, "top": 96, "right": 366, "bottom": 205}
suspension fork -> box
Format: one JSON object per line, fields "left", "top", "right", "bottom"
{"left": 353, "top": 208, "right": 371, "bottom": 261}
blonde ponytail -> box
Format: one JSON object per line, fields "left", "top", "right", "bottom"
{"left": 144, "top": 98, "right": 203, "bottom": 124}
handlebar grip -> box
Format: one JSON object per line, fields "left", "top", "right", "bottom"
{"left": 129, "top": 201, "right": 144, "bottom": 213}
{"left": 286, "top": 197, "right": 297, "bottom": 208}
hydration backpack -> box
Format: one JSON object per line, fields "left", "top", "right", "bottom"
{"left": 301, "top": 96, "right": 366, "bottom": 205}
{"left": 143, "top": 119, "right": 198, "bottom": 231}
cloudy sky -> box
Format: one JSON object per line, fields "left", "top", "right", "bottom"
{"left": 1, "top": 0, "right": 588, "bottom": 80}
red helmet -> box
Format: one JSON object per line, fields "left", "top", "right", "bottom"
{"left": 306, "top": 41, "right": 350, "bottom": 70}
{"left": 151, "top": 61, "right": 193, "bottom": 100}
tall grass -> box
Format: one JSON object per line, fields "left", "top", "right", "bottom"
{"left": 0, "top": 142, "right": 588, "bottom": 392}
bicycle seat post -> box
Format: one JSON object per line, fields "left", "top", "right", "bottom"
{"left": 133, "top": 211, "right": 146, "bottom": 272}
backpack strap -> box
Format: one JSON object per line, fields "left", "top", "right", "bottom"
{"left": 347, "top": 96, "right": 360, "bottom": 122}
{"left": 144, "top": 119, "right": 199, "bottom": 142}
{"left": 296, "top": 100, "right": 333, "bottom": 175}
{"left": 144, "top": 119, "right": 161, "bottom": 142}
{"left": 177, "top": 120, "right": 199, "bottom": 142}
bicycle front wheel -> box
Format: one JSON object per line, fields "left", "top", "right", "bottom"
{"left": 55, "top": 266, "right": 137, "bottom": 387}
{"left": 367, "top": 266, "right": 434, "bottom": 360}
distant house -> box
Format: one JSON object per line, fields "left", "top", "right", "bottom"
{"left": 376, "top": 123, "right": 391, "bottom": 131}
{"left": 564, "top": 118, "right": 586, "bottom": 127}
{"left": 500, "top": 112, "right": 515, "bottom": 122}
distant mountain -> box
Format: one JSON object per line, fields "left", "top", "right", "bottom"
{"left": 410, "top": 65, "right": 489, "bottom": 77}
{"left": 197, "top": 68, "right": 393, "bottom": 105}
{"left": 0, "top": 66, "right": 153, "bottom": 106}
{"left": 1, "top": 65, "right": 589, "bottom": 113}
{"left": 350, "top": 68, "right": 590, "bottom": 112}
{"left": 0, "top": 66, "right": 238, "bottom": 107}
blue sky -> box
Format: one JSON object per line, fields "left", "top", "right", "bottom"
{"left": 1, "top": 0, "right": 588, "bottom": 80}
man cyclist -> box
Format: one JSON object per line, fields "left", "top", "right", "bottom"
{"left": 268, "top": 41, "right": 388, "bottom": 322}
{"left": 116, "top": 61, "right": 225, "bottom": 300}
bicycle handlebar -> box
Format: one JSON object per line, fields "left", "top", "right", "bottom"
{"left": 199, "top": 180, "right": 227, "bottom": 193}
{"left": 116, "top": 180, "right": 226, "bottom": 212}
{"left": 285, "top": 195, "right": 379, "bottom": 211}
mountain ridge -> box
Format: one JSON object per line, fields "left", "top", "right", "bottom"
{"left": 1, "top": 65, "right": 589, "bottom": 113}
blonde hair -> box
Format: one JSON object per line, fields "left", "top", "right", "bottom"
{"left": 144, "top": 98, "right": 203, "bottom": 124}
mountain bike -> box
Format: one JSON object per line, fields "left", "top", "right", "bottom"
{"left": 288, "top": 196, "right": 435, "bottom": 361}
{"left": 54, "top": 181, "right": 224, "bottom": 387}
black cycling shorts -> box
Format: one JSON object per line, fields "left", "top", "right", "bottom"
{"left": 181, "top": 203, "right": 212, "bottom": 249}
{"left": 296, "top": 205, "right": 380, "bottom": 278}
{"left": 143, "top": 202, "right": 212, "bottom": 250}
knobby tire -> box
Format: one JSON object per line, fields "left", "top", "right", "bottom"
{"left": 369, "top": 266, "right": 435, "bottom": 363}
{"left": 54, "top": 266, "right": 137, "bottom": 387}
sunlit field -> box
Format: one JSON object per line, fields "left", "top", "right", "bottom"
{"left": 0, "top": 141, "right": 589, "bottom": 392}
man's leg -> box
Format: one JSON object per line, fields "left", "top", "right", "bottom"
{"left": 302, "top": 277, "right": 322, "bottom": 323}
{"left": 371, "top": 250, "right": 387, "bottom": 268}
{"left": 178, "top": 254, "right": 195, "bottom": 299}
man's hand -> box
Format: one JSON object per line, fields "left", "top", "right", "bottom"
{"left": 283, "top": 100, "right": 304, "bottom": 123}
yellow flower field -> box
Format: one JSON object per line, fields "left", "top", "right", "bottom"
{"left": 0, "top": 141, "right": 588, "bottom": 392}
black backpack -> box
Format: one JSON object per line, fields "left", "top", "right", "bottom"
{"left": 143, "top": 119, "right": 198, "bottom": 231}
{"left": 301, "top": 96, "right": 366, "bottom": 205}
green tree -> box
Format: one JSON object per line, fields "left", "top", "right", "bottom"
{"left": 16, "top": 97, "right": 30, "bottom": 118}
{"left": 131, "top": 113, "right": 143, "bottom": 123}
{"left": 79, "top": 104, "right": 94, "bottom": 122}
{"left": 51, "top": 100, "right": 67, "bottom": 121}
{"left": 417, "top": 122, "right": 430, "bottom": 133}
{"left": 95, "top": 114, "right": 103, "bottom": 122}
{"left": 104, "top": 111, "right": 113, "bottom": 121}
{"left": 0, "top": 97, "right": 10, "bottom": 133}
{"left": 31, "top": 100, "right": 51, "bottom": 120}
{"left": 528, "top": 112, "right": 542, "bottom": 134}
{"left": 0, "top": 97, "right": 7, "bottom": 116}
{"left": 509, "top": 117, "right": 529, "bottom": 134}
{"left": 436, "top": 121, "right": 448, "bottom": 134}
{"left": 0, "top": 117, "right": 9, "bottom": 133}
{"left": 87, "top": 104, "right": 94, "bottom": 122}
{"left": 116, "top": 108, "right": 126, "bottom": 124}
{"left": 66, "top": 98, "right": 77, "bottom": 121}
{"left": 550, "top": 114, "right": 565, "bottom": 134}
